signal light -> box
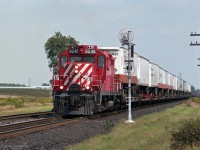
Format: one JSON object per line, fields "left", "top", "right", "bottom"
{"left": 126, "top": 66, "right": 132, "bottom": 71}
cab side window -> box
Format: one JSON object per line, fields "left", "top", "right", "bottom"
{"left": 98, "top": 56, "right": 104, "bottom": 68}
{"left": 61, "top": 56, "right": 68, "bottom": 67}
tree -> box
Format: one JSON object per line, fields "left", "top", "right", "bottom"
{"left": 44, "top": 32, "right": 79, "bottom": 68}
{"left": 191, "top": 85, "right": 195, "bottom": 93}
{"left": 41, "top": 83, "right": 50, "bottom": 86}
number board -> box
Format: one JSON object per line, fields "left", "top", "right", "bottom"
{"left": 69, "top": 46, "right": 96, "bottom": 54}
{"left": 69, "top": 48, "right": 79, "bottom": 54}
{"left": 85, "top": 46, "right": 96, "bottom": 54}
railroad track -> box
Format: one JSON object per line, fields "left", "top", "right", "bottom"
{"left": 0, "top": 99, "right": 187, "bottom": 140}
{"left": 0, "top": 111, "right": 55, "bottom": 121}
{"left": 0, "top": 116, "right": 84, "bottom": 140}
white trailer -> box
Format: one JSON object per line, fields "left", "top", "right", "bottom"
{"left": 98, "top": 47, "right": 137, "bottom": 77}
{"left": 165, "top": 70, "right": 169, "bottom": 88}
{"left": 149, "top": 62, "right": 159, "bottom": 87}
{"left": 158, "top": 67, "right": 165, "bottom": 88}
{"left": 173, "top": 75, "right": 178, "bottom": 90}
{"left": 187, "top": 83, "right": 192, "bottom": 92}
{"left": 169, "top": 72, "right": 173, "bottom": 89}
{"left": 137, "top": 55, "right": 149, "bottom": 86}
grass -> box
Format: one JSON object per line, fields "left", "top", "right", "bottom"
{"left": 0, "top": 88, "right": 53, "bottom": 116}
{"left": 67, "top": 100, "right": 200, "bottom": 150}
{"left": 192, "top": 97, "right": 200, "bottom": 105}
{"left": 0, "top": 97, "right": 53, "bottom": 116}
{"left": 0, "top": 88, "right": 51, "bottom": 98}
{"left": 0, "top": 103, "right": 52, "bottom": 116}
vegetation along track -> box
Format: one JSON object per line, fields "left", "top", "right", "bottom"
{"left": 0, "top": 115, "right": 84, "bottom": 140}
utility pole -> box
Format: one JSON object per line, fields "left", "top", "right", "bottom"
{"left": 190, "top": 32, "right": 200, "bottom": 66}
{"left": 28, "top": 78, "right": 31, "bottom": 87}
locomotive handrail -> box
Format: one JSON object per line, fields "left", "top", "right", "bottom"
{"left": 114, "top": 75, "right": 121, "bottom": 92}
{"left": 91, "top": 75, "right": 102, "bottom": 87}
{"left": 53, "top": 75, "right": 59, "bottom": 86}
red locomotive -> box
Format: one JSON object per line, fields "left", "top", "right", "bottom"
{"left": 52, "top": 45, "right": 120, "bottom": 115}
{"left": 52, "top": 45, "right": 191, "bottom": 115}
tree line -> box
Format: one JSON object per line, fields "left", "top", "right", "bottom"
{"left": 0, "top": 83, "right": 26, "bottom": 87}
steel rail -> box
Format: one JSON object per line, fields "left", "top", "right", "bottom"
{"left": 0, "top": 111, "right": 55, "bottom": 121}
{"left": 0, "top": 116, "right": 61, "bottom": 133}
{"left": 0, "top": 116, "right": 84, "bottom": 140}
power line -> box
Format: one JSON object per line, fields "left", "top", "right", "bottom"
{"left": 190, "top": 32, "right": 200, "bottom": 66}
{"left": 190, "top": 32, "right": 200, "bottom": 46}
{"left": 190, "top": 41, "right": 200, "bottom": 46}
{"left": 190, "top": 32, "right": 200, "bottom": 36}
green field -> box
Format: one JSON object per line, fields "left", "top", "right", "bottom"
{"left": 0, "top": 88, "right": 53, "bottom": 116}
{"left": 67, "top": 99, "right": 200, "bottom": 150}
{"left": 0, "top": 88, "right": 51, "bottom": 98}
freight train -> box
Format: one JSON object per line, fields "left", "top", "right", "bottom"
{"left": 52, "top": 45, "right": 191, "bottom": 115}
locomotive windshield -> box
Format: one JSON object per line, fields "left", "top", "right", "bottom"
{"left": 83, "top": 56, "right": 94, "bottom": 63}
{"left": 71, "top": 56, "right": 81, "bottom": 62}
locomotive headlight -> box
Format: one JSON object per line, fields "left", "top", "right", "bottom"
{"left": 74, "top": 69, "right": 79, "bottom": 73}
{"left": 74, "top": 65, "right": 79, "bottom": 73}
{"left": 86, "top": 85, "right": 90, "bottom": 89}
{"left": 75, "top": 65, "right": 78, "bottom": 69}
{"left": 60, "top": 85, "right": 64, "bottom": 89}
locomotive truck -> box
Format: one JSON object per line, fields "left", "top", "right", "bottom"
{"left": 52, "top": 45, "right": 191, "bottom": 115}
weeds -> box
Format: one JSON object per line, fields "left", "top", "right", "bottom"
{"left": 170, "top": 117, "right": 200, "bottom": 150}
{"left": 104, "top": 120, "right": 114, "bottom": 131}
{"left": 0, "top": 97, "right": 52, "bottom": 109}
{"left": 5, "top": 97, "right": 24, "bottom": 108}
{"left": 38, "top": 98, "right": 53, "bottom": 105}
{"left": 192, "top": 97, "right": 200, "bottom": 104}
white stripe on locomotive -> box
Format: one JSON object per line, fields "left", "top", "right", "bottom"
{"left": 63, "top": 63, "right": 73, "bottom": 77}
{"left": 73, "top": 64, "right": 90, "bottom": 84}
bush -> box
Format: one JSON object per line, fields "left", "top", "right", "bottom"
{"left": 170, "top": 117, "right": 200, "bottom": 150}
{"left": 38, "top": 98, "right": 53, "bottom": 105}
{"left": 6, "top": 97, "right": 24, "bottom": 108}
{"left": 192, "top": 97, "right": 200, "bottom": 104}
{"left": 104, "top": 120, "right": 114, "bottom": 131}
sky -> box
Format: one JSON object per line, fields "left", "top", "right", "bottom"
{"left": 0, "top": 0, "right": 200, "bottom": 88}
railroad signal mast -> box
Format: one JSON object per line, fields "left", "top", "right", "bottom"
{"left": 118, "top": 29, "right": 135, "bottom": 123}
{"left": 190, "top": 32, "right": 200, "bottom": 66}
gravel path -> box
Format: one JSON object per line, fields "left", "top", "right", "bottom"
{"left": 0, "top": 100, "right": 185, "bottom": 150}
